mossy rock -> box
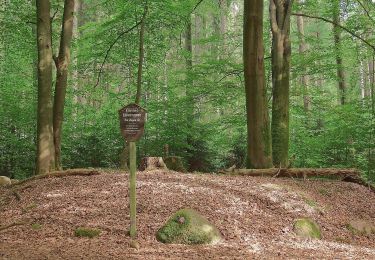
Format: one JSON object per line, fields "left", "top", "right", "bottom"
{"left": 74, "top": 227, "right": 101, "bottom": 238}
{"left": 163, "top": 156, "right": 186, "bottom": 172}
{"left": 156, "top": 208, "right": 221, "bottom": 245}
{"left": 347, "top": 220, "right": 375, "bottom": 235}
{"left": 0, "top": 176, "right": 11, "bottom": 186}
{"left": 293, "top": 218, "right": 321, "bottom": 239}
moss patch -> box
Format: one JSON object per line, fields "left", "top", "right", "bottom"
{"left": 31, "top": 223, "right": 42, "bottom": 230}
{"left": 293, "top": 218, "right": 321, "bottom": 239}
{"left": 74, "top": 227, "right": 101, "bottom": 238}
{"left": 156, "top": 208, "right": 221, "bottom": 245}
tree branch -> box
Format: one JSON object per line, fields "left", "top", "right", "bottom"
{"left": 355, "top": 0, "right": 375, "bottom": 25}
{"left": 192, "top": 0, "right": 205, "bottom": 14}
{"left": 95, "top": 21, "right": 142, "bottom": 88}
{"left": 292, "top": 13, "right": 375, "bottom": 52}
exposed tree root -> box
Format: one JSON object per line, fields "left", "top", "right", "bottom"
{"left": 0, "top": 221, "right": 28, "bottom": 232}
{"left": 13, "top": 169, "right": 102, "bottom": 186}
{"left": 219, "top": 168, "right": 374, "bottom": 192}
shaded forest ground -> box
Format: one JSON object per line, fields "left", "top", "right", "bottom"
{"left": 0, "top": 170, "right": 375, "bottom": 259}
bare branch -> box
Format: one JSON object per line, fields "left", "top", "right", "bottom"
{"left": 292, "top": 12, "right": 375, "bottom": 52}
{"left": 94, "top": 21, "right": 142, "bottom": 88}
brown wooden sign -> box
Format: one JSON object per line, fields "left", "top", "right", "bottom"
{"left": 118, "top": 103, "right": 146, "bottom": 142}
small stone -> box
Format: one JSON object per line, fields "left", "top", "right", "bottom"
{"left": 0, "top": 176, "right": 11, "bottom": 186}
{"left": 129, "top": 240, "right": 140, "bottom": 250}
{"left": 347, "top": 220, "right": 375, "bottom": 235}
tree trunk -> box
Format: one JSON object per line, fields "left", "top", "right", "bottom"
{"left": 53, "top": 0, "right": 75, "bottom": 171}
{"left": 35, "top": 0, "right": 55, "bottom": 175}
{"left": 270, "top": 0, "right": 293, "bottom": 168}
{"left": 296, "top": 4, "right": 310, "bottom": 112}
{"left": 369, "top": 56, "right": 375, "bottom": 115}
{"left": 332, "top": 0, "right": 347, "bottom": 105}
{"left": 243, "top": 0, "right": 273, "bottom": 168}
{"left": 135, "top": 5, "right": 147, "bottom": 105}
{"left": 139, "top": 157, "right": 168, "bottom": 171}
{"left": 185, "top": 19, "right": 194, "bottom": 124}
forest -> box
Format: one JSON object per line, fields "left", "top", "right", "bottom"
{"left": 1, "top": 0, "right": 375, "bottom": 258}
{"left": 0, "top": 0, "right": 374, "bottom": 181}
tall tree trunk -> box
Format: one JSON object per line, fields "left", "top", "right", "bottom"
{"left": 270, "top": 0, "right": 293, "bottom": 168}
{"left": 36, "top": 0, "right": 55, "bottom": 174}
{"left": 370, "top": 55, "right": 375, "bottom": 115}
{"left": 53, "top": 0, "right": 75, "bottom": 171}
{"left": 243, "top": 0, "right": 272, "bottom": 168}
{"left": 332, "top": 0, "right": 347, "bottom": 105}
{"left": 135, "top": 5, "right": 147, "bottom": 105}
{"left": 72, "top": 0, "right": 81, "bottom": 105}
{"left": 121, "top": 3, "right": 147, "bottom": 171}
{"left": 296, "top": 4, "right": 310, "bottom": 112}
{"left": 185, "top": 19, "right": 194, "bottom": 126}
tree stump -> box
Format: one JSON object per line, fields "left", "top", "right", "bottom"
{"left": 164, "top": 156, "right": 186, "bottom": 172}
{"left": 139, "top": 157, "right": 168, "bottom": 171}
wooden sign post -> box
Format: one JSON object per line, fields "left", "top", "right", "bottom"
{"left": 119, "top": 103, "right": 146, "bottom": 239}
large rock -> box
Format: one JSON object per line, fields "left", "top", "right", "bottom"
{"left": 293, "top": 218, "right": 321, "bottom": 239}
{"left": 347, "top": 220, "right": 375, "bottom": 235}
{"left": 0, "top": 176, "right": 11, "bottom": 186}
{"left": 156, "top": 208, "right": 221, "bottom": 245}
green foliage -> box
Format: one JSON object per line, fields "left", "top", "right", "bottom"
{"left": 0, "top": 0, "right": 374, "bottom": 179}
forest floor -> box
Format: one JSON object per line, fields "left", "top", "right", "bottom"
{"left": 0, "top": 169, "right": 375, "bottom": 259}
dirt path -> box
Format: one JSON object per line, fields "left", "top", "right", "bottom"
{"left": 1, "top": 170, "right": 374, "bottom": 259}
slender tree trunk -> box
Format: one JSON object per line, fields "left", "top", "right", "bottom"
{"left": 296, "top": 5, "right": 310, "bottom": 111}
{"left": 360, "top": 60, "right": 367, "bottom": 101}
{"left": 243, "top": 0, "right": 272, "bottom": 168}
{"left": 72, "top": 0, "right": 81, "bottom": 105}
{"left": 332, "top": 0, "right": 347, "bottom": 105}
{"left": 370, "top": 55, "right": 375, "bottom": 115}
{"left": 185, "top": 19, "right": 194, "bottom": 126}
{"left": 135, "top": 5, "right": 147, "bottom": 105}
{"left": 53, "top": 0, "right": 75, "bottom": 171}
{"left": 270, "top": 0, "right": 293, "bottom": 168}
{"left": 36, "top": 0, "right": 55, "bottom": 174}
{"left": 121, "top": 3, "right": 148, "bottom": 172}
{"left": 219, "top": 0, "right": 227, "bottom": 36}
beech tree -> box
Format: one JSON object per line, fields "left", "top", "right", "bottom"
{"left": 243, "top": 0, "right": 272, "bottom": 168}
{"left": 296, "top": 0, "right": 310, "bottom": 112}
{"left": 53, "top": 0, "right": 75, "bottom": 170}
{"left": 36, "top": 0, "right": 55, "bottom": 174}
{"left": 270, "top": 0, "right": 293, "bottom": 167}
{"left": 36, "top": 0, "right": 75, "bottom": 174}
{"left": 332, "top": 0, "right": 347, "bottom": 105}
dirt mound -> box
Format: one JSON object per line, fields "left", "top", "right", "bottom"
{"left": 0, "top": 170, "right": 374, "bottom": 259}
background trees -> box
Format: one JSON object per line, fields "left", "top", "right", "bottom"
{"left": 0, "top": 0, "right": 374, "bottom": 182}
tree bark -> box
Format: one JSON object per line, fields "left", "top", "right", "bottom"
{"left": 35, "top": 0, "right": 55, "bottom": 175}
{"left": 135, "top": 5, "right": 147, "bottom": 105}
{"left": 53, "top": 0, "right": 75, "bottom": 171}
{"left": 296, "top": 4, "right": 310, "bottom": 112}
{"left": 369, "top": 57, "right": 375, "bottom": 109}
{"left": 185, "top": 19, "right": 194, "bottom": 124}
{"left": 332, "top": 0, "right": 347, "bottom": 105}
{"left": 270, "top": 0, "right": 293, "bottom": 167}
{"left": 243, "top": 0, "right": 273, "bottom": 168}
